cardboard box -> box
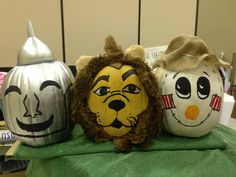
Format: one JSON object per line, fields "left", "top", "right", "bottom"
{"left": 219, "top": 93, "right": 235, "bottom": 125}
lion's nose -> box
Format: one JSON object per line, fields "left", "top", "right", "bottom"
{"left": 108, "top": 100, "right": 126, "bottom": 111}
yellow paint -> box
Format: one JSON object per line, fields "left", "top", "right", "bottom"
{"left": 88, "top": 65, "right": 149, "bottom": 137}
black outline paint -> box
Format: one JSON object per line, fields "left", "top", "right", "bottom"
{"left": 170, "top": 109, "right": 212, "bottom": 127}
{"left": 10, "top": 83, "right": 73, "bottom": 138}
{"left": 17, "top": 115, "right": 54, "bottom": 132}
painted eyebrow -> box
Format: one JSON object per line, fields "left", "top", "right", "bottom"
{"left": 4, "top": 85, "right": 21, "bottom": 96}
{"left": 122, "top": 69, "right": 136, "bottom": 81}
{"left": 40, "top": 80, "right": 61, "bottom": 91}
{"left": 92, "top": 75, "right": 109, "bottom": 89}
{"left": 203, "top": 71, "right": 209, "bottom": 77}
{"left": 173, "top": 72, "right": 179, "bottom": 79}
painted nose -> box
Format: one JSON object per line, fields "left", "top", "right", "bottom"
{"left": 185, "top": 105, "right": 200, "bottom": 120}
{"left": 23, "top": 94, "right": 42, "bottom": 118}
{"left": 108, "top": 100, "right": 125, "bottom": 111}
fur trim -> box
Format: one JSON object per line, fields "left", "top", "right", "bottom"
{"left": 71, "top": 37, "right": 163, "bottom": 151}
{"left": 75, "top": 55, "right": 94, "bottom": 72}
{"left": 104, "top": 35, "right": 123, "bottom": 59}
{"left": 125, "top": 44, "right": 145, "bottom": 62}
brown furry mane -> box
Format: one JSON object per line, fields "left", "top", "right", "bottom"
{"left": 71, "top": 36, "right": 163, "bottom": 150}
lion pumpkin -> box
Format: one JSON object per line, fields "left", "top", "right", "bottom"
{"left": 71, "top": 36, "right": 163, "bottom": 151}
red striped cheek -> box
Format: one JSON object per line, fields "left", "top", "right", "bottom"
{"left": 209, "top": 95, "right": 222, "bottom": 111}
{"left": 161, "top": 94, "right": 176, "bottom": 109}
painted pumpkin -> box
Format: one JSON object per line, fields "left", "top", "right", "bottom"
{"left": 88, "top": 64, "right": 149, "bottom": 137}
{"left": 153, "top": 34, "right": 231, "bottom": 137}
{"left": 72, "top": 36, "right": 163, "bottom": 151}
{"left": 1, "top": 22, "right": 74, "bottom": 146}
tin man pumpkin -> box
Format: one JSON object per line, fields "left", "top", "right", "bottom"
{"left": 71, "top": 36, "right": 163, "bottom": 151}
{"left": 1, "top": 21, "right": 74, "bottom": 146}
{"left": 153, "top": 35, "right": 231, "bottom": 137}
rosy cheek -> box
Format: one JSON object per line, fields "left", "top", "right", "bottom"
{"left": 210, "top": 95, "right": 222, "bottom": 111}
{"left": 161, "top": 94, "right": 176, "bottom": 109}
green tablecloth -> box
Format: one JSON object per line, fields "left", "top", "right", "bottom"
{"left": 13, "top": 124, "right": 236, "bottom": 177}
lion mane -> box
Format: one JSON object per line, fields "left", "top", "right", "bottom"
{"left": 71, "top": 36, "right": 163, "bottom": 151}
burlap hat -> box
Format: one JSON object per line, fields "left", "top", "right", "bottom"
{"left": 153, "top": 34, "right": 231, "bottom": 72}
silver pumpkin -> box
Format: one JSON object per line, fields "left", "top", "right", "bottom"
{"left": 1, "top": 21, "right": 74, "bottom": 146}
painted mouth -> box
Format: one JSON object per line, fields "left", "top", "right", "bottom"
{"left": 99, "top": 117, "right": 137, "bottom": 129}
{"left": 16, "top": 115, "right": 54, "bottom": 132}
{"left": 170, "top": 109, "right": 212, "bottom": 127}
{"left": 110, "top": 118, "right": 123, "bottom": 129}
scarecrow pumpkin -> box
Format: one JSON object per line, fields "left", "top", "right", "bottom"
{"left": 153, "top": 34, "right": 231, "bottom": 137}
{"left": 1, "top": 21, "right": 74, "bottom": 146}
{"left": 71, "top": 36, "right": 163, "bottom": 151}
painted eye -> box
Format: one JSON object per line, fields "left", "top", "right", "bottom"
{"left": 4, "top": 85, "right": 21, "bottom": 96}
{"left": 197, "top": 76, "right": 210, "bottom": 99}
{"left": 94, "top": 86, "right": 110, "bottom": 96}
{"left": 123, "top": 84, "right": 141, "bottom": 94}
{"left": 175, "top": 77, "right": 191, "bottom": 99}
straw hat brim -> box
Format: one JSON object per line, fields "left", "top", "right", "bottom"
{"left": 154, "top": 53, "right": 231, "bottom": 72}
{"left": 152, "top": 34, "right": 231, "bottom": 72}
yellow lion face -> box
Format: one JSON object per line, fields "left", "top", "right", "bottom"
{"left": 88, "top": 64, "right": 149, "bottom": 137}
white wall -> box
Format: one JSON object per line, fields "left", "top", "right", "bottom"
{"left": 0, "top": 0, "right": 197, "bottom": 67}
{"left": 197, "top": 0, "right": 236, "bottom": 62}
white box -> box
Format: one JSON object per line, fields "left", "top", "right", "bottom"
{"left": 218, "top": 93, "right": 235, "bottom": 126}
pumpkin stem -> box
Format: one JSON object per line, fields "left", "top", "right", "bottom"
{"left": 17, "top": 20, "right": 55, "bottom": 65}
{"left": 104, "top": 35, "right": 123, "bottom": 58}
{"left": 27, "top": 20, "right": 35, "bottom": 37}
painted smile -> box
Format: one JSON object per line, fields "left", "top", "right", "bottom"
{"left": 98, "top": 117, "right": 137, "bottom": 129}
{"left": 110, "top": 118, "right": 124, "bottom": 129}
{"left": 16, "top": 115, "right": 54, "bottom": 132}
{"left": 170, "top": 109, "right": 212, "bottom": 127}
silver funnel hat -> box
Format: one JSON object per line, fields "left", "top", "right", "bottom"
{"left": 17, "top": 21, "right": 55, "bottom": 65}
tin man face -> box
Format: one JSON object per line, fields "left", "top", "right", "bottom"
{"left": 1, "top": 62, "right": 73, "bottom": 145}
